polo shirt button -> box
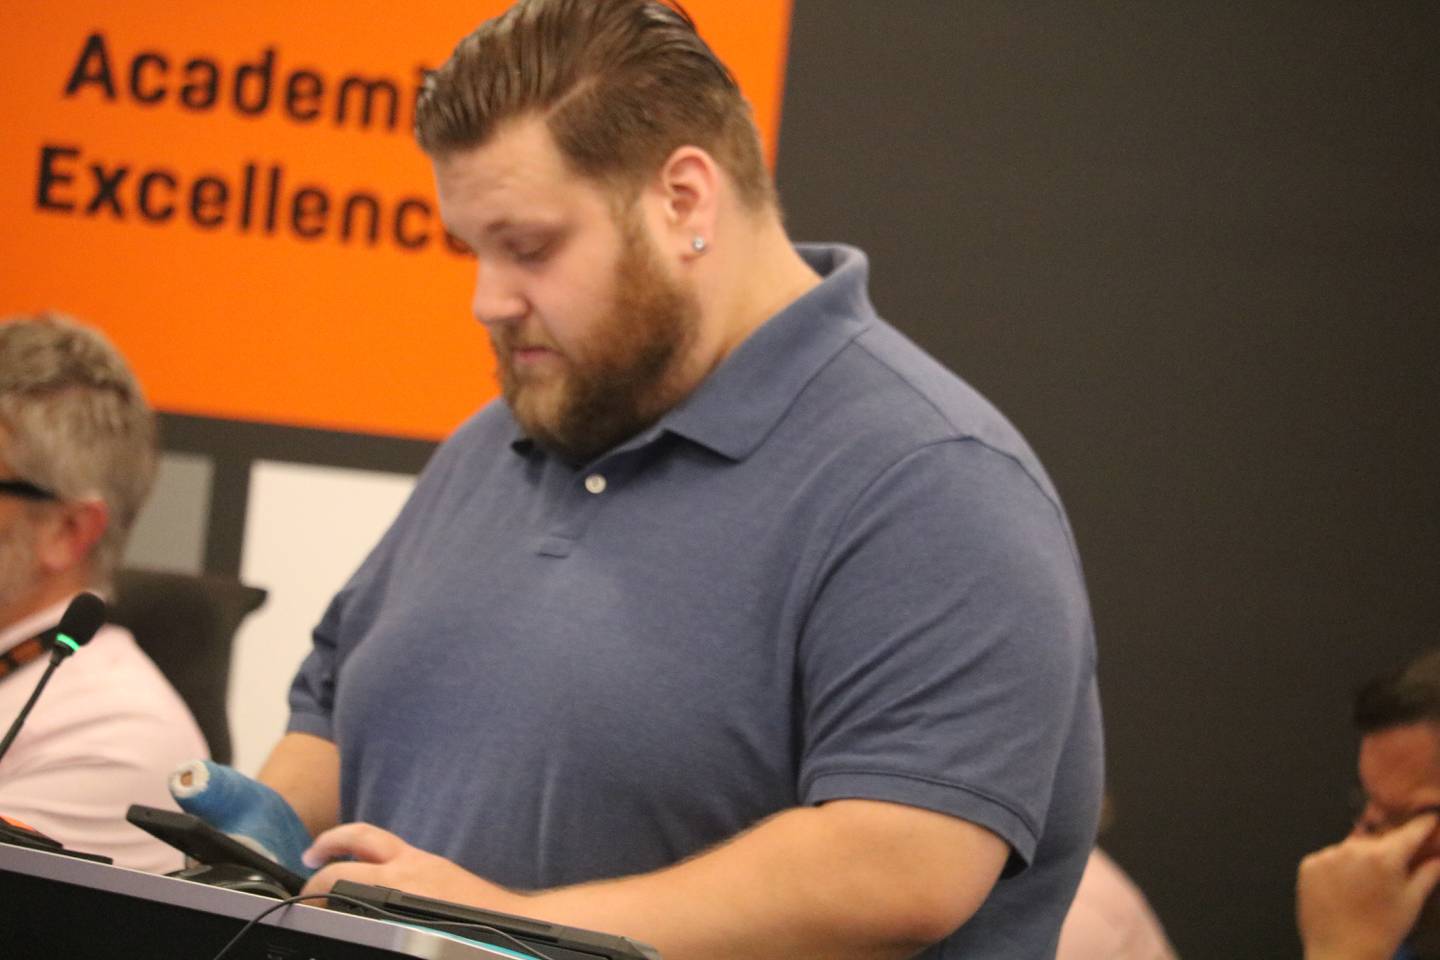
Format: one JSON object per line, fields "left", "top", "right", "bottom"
{"left": 584, "top": 473, "right": 607, "bottom": 494}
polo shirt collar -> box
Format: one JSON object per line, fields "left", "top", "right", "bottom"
{"left": 657, "top": 243, "right": 875, "bottom": 461}
{"left": 510, "top": 243, "right": 876, "bottom": 463}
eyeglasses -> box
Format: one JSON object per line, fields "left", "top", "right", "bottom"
{"left": 0, "top": 478, "right": 59, "bottom": 502}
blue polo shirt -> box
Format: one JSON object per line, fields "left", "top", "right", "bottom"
{"left": 289, "top": 243, "right": 1102, "bottom": 958}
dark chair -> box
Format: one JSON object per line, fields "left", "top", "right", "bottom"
{"left": 109, "top": 568, "right": 268, "bottom": 766}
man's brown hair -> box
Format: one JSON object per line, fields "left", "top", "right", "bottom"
{"left": 415, "top": 0, "right": 775, "bottom": 210}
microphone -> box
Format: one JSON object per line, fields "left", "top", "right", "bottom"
{"left": 48, "top": 591, "right": 106, "bottom": 661}
{"left": 0, "top": 592, "right": 107, "bottom": 769}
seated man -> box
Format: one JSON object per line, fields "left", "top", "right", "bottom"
{"left": 0, "top": 312, "right": 207, "bottom": 871}
{"left": 1297, "top": 649, "right": 1440, "bottom": 960}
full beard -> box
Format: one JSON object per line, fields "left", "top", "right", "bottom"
{"left": 495, "top": 215, "right": 701, "bottom": 465}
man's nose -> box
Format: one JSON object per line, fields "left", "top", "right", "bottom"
{"left": 470, "top": 259, "right": 526, "bottom": 328}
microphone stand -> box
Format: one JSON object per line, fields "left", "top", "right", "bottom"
{"left": 0, "top": 634, "right": 80, "bottom": 768}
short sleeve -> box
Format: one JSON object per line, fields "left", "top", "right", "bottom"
{"left": 285, "top": 586, "right": 350, "bottom": 741}
{"left": 797, "top": 438, "right": 1095, "bottom": 869}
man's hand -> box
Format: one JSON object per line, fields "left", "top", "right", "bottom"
{"left": 300, "top": 801, "right": 1004, "bottom": 960}
{"left": 301, "top": 822, "right": 528, "bottom": 914}
{"left": 1297, "top": 812, "right": 1440, "bottom": 960}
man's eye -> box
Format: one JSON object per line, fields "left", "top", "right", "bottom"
{"left": 510, "top": 240, "right": 552, "bottom": 263}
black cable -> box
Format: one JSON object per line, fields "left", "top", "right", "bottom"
{"left": 208, "top": 893, "right": 328, "bottom": 960}
{"left": 207, "top": 890, "right": 560, "bottom": 960}
{"left": 0, "top": 657, "right": 63, "bottom": 767}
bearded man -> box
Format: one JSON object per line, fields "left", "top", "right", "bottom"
{"left": 253, "top": 2, "right": 1104, "bottom": 957}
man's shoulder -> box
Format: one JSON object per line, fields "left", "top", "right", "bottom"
{"left": 58, "top": 623, "right": 187, "bottom": 705}
{"left": 18, "top": 622, "right": 206, "bottom": 751}
{"left": 411, "top": 399, "right": 520, "bottom": 489}
{"left": 849, "top": 319, "right": 1020, "bottom": 444}
{"left": 795, "top": 316, "right": 1057, "bottom": 499}
{"left": 783, "top": 244, "right": 1021, "bottom": 447}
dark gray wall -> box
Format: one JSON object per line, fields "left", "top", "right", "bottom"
{"left": 776, "top": 2, "right": 1440, "bottom": 955}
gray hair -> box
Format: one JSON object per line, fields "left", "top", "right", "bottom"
{"left": 0, "top": 313, "right": 157, "bottom": 587}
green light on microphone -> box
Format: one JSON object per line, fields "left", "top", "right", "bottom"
{"left": 54, "top": 634, "right": 80, "bottom": 655}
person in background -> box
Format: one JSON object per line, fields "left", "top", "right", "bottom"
{"left": 1298, "top": 649, "right": 1440, "bottom": 960}
{"left": 1058, "top": 796, "right": 1179, "bottom": 960}
{"left": 0, "top": 312, "right": 207, "bottom": 871}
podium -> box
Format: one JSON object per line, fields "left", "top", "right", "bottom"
{"left": 0, "top": 842, "right": 510, "bottom": 959}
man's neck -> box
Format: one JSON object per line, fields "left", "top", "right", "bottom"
{"left": 0, "top": 574, "right": 91, "bottom": 639}
{"left": 694, "top": 211, "right": 822, "bottom": 376}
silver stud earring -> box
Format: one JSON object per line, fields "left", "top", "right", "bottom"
{"left": 691, "top": 235, "right": 708, "bottom": 254}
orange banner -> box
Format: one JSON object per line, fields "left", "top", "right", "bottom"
{"left": 0, "top": 2, "right": 792, "bottom": 439}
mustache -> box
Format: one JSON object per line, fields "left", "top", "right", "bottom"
{"left": 490, "top": 328, "right": 561, "bottom": 357}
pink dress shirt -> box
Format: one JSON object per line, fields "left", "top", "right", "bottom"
{"left": 0, "top": 599, "right": 209, "bottom": 872}
{"left": 1058, "top": 848, "right": 1180, "bottom": 960}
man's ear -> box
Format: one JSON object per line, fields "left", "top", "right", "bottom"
{"left": 651, "top": 145, "right": 721, "bottom": 260}
{"left": 33, "top": 499, "right": 109, "bottom": 576}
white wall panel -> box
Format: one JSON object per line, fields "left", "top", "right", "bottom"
{"left": 231, "top": 461, "right": 415, "bottom": 775}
